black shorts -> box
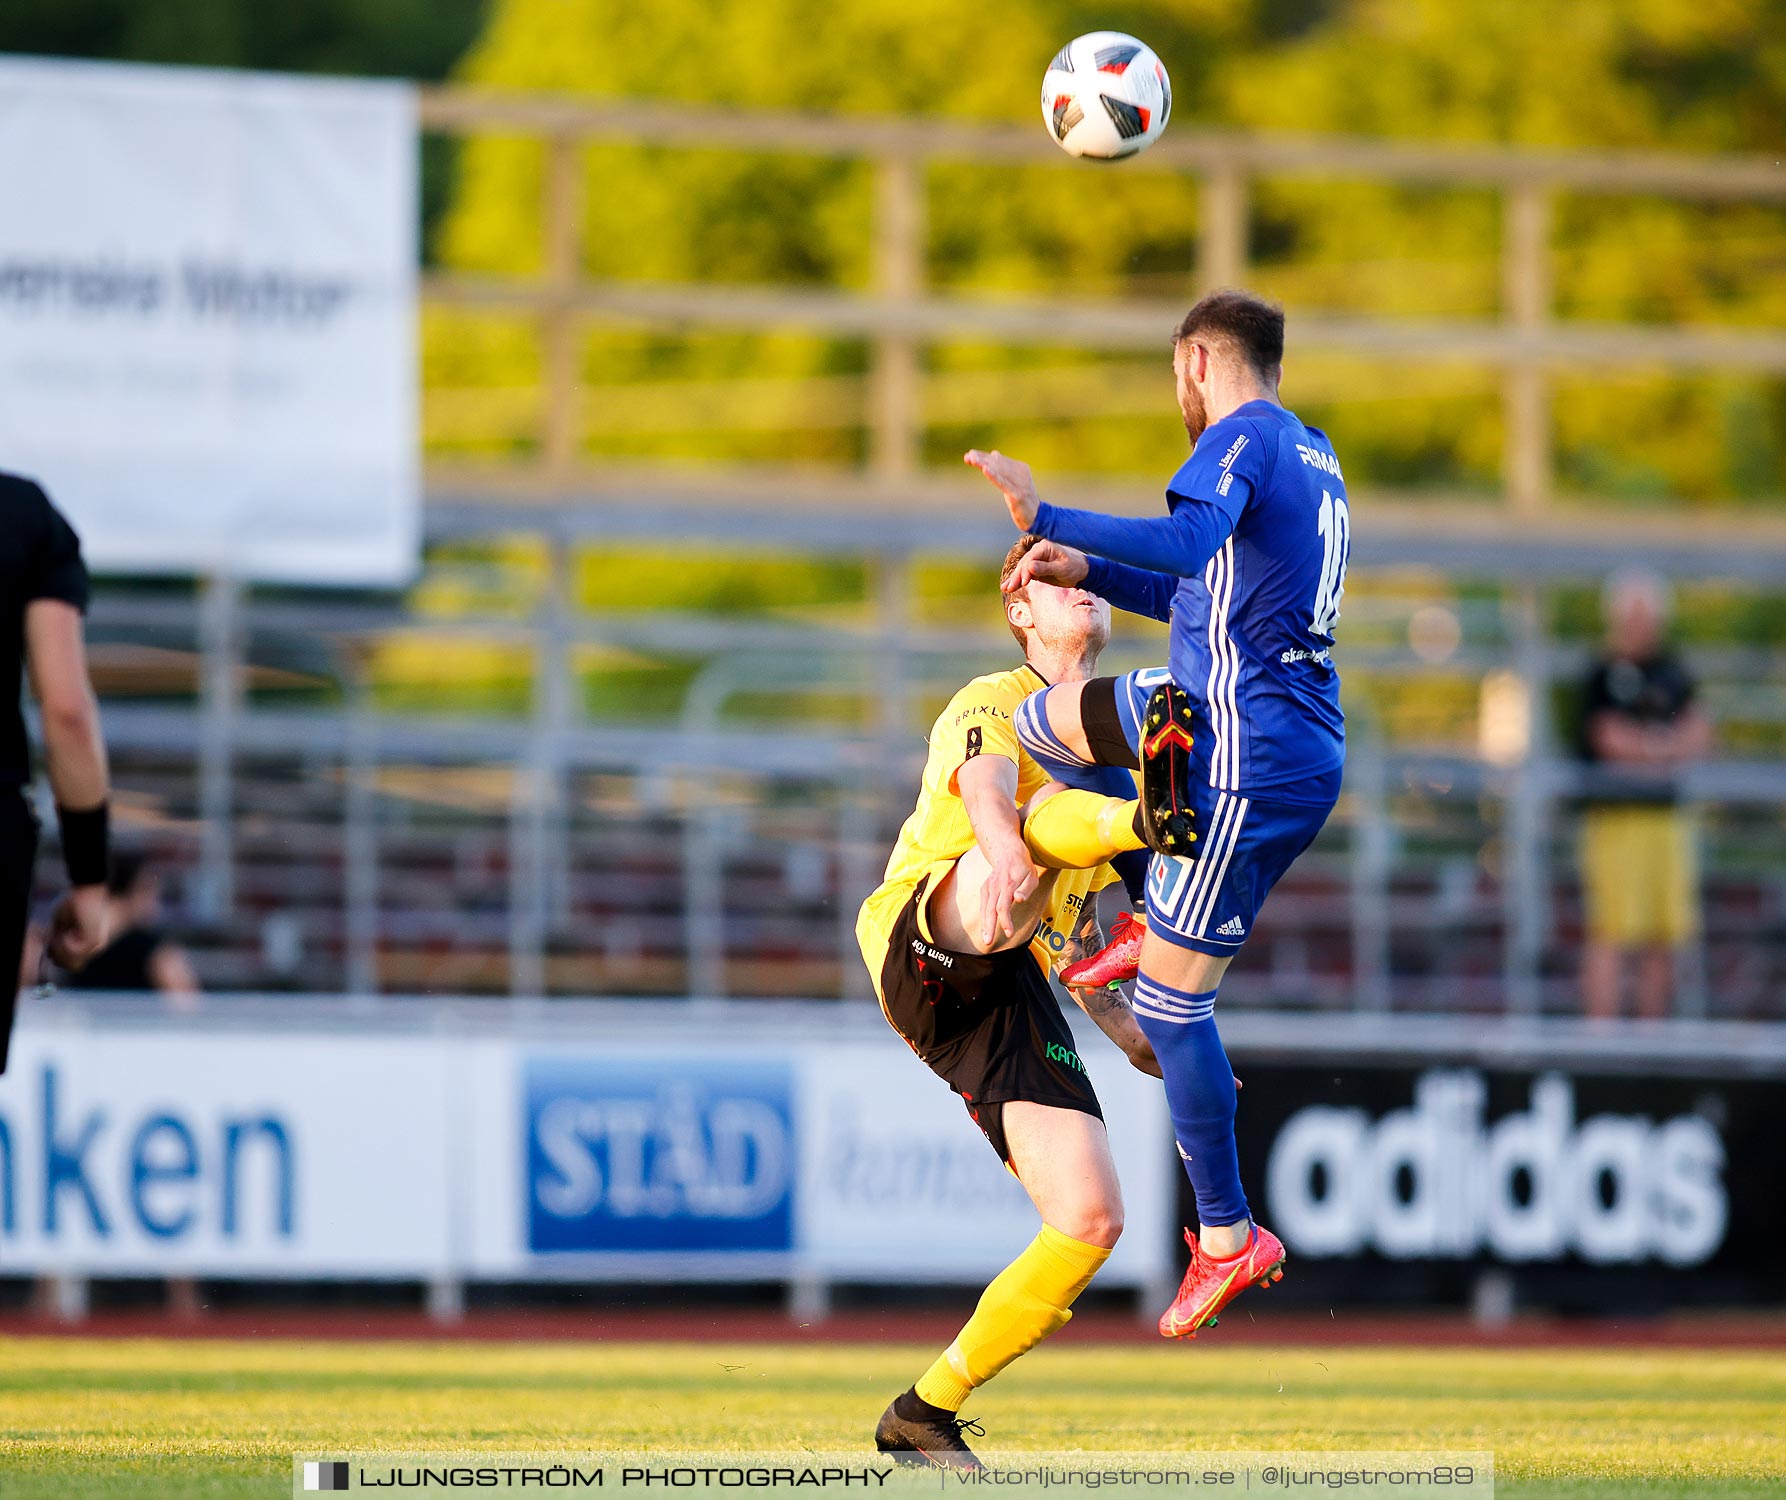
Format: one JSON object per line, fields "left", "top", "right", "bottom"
{"left": 0, "top": 790, "right": 40, "bottom": 1076}
{"left": 878, "top": 874, "right": 1102, "bottom": 1167}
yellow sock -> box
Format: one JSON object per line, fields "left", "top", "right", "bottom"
{"left": 1022, "top": 790, "right": 1144, "bottom": 870}
{"left": 913, "top": 1224, "right": 1112, "bottom": 1411}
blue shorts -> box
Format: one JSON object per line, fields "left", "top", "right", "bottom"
{"left": 1142, "top": 787, "right": 1333, "bottom": 955}
{"left": 1017, "top": 666, "right": 1339, "bottom": 957}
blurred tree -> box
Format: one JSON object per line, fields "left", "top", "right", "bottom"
{"left": 1219, "top": 0, "right": 1786, "bottom": 503}
{"left": 433, "top": 0, "right": 1785, "bottom": 503}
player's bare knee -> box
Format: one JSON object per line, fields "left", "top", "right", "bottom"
{"left": 1053, "top": 1198, "right": 1123, "bottom": 1249}
{"left": 931, "top": 852, "right": 1054, "bottom": 956}
{"left": 1019, "top": 780, "right": 1069, "bottom": 822}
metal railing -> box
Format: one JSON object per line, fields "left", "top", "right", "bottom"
{"left": 64, "top": 531, "right": 1786, "bottom": 1019}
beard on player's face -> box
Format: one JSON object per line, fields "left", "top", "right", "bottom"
{"left": 1175, "top": 343, "right": 1209, "bottom": 444}
{"left": 1024, "top": 586, "right": 1111, "bottom": 657}
{"left": 1179, "top": 370, "right": 1208, "bottom": 443}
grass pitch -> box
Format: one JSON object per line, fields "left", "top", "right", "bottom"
{"left": 2, "top": 1336, "right": 1782, "bottom": 1499}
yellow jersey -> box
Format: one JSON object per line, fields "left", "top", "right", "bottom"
{"left": 856, "top": 661, "right": 1120, "bottom": 992}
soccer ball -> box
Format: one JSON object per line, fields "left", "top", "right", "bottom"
{"left": 1041, "top": 32, "right": 1171, "bottom": 160}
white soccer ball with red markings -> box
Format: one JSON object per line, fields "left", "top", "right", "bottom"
{"left": 1041, "top": 32, "right": 1171, "bottom": 160}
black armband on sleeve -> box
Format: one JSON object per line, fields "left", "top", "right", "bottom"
{"left": 57, "top": 802, "right": 110, "bottom": 887}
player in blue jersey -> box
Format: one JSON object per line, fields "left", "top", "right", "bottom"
{"left": 965, "top": 289, "right": 1349, "bottom": 1339}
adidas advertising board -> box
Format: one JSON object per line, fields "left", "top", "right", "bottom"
{"left": 1210, "top": 1059, "right": 1785, "bottom": 1308}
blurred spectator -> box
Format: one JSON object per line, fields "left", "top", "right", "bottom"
{"left": 48, "top": 850, "right": 200, "bottom": 1006}
{"left": 1576, "top": 570, "right": 1712, "bottom": 1020}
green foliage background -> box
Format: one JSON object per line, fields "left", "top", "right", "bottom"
{"left": 428, "top": 0, "right": 1786, "bottom": 507}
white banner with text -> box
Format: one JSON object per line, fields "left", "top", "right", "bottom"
{"left": 0, "top": 1015, "right": 1173, "bottom": 1286}
{"left": 0, "top": 58, "right": 418, "bottom": 584}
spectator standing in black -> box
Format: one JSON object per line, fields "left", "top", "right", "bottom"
{"left": 1577, "top": 568, "right": 1712, "bottom": 1020}
{"left": 57, "top": 850, "right": 200, "bottom": 1005}
{"left": 2, "top": 472, "right": 113, "bottom": 1070}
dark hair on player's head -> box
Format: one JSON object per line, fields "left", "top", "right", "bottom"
{"left": 999, "top": 534, "right": 1044, "bottom": 650}
{"left": 1173, "top": 288, "right": 1285, "bottom": 379}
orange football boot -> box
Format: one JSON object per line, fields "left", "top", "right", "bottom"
{"left": 1060, "top": 911, "right": 1147, "bottom": 988}
{"left": 1158, "top": 1223, "right": 1286, "bottom": 1339}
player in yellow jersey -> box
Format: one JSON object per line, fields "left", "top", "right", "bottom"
{"left": 858, "top": 535, "right": 1157, "bottom": 1468}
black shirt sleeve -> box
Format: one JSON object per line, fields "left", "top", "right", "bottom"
{"left": 1577, "top": 662, "right": 1613, "bottom": 760}
{"left": 1581, "top": 662, "right": 1613, "bottom": 715}
{"left": 25, "top": 482, "right": 90, "bottom": 613}
{"left": 1658, "top": 652, "right": 1696, "bottom": 714}
{"left": 1578, "top": 650, "right": 1699, "bottom": 763}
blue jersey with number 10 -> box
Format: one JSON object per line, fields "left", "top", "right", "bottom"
{"left": 1164, "top": 400, "right": 1348, "bottom": 802}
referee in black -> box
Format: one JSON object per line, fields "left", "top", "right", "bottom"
{"left": 2, "top": 471, "right": 112, "bottom": 1074}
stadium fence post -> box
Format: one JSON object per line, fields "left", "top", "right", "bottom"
{"left": 836, "top": 771, "right": 881, "bottom": 1001}
{"left": 344, "top": 663, "right": 380, "bottom": 999}
{"left": 39, "top": 1274, "right": 89, "bottom": 1326}
{"left": 681, "top": 776, "right": 729, "bottom": 1000}
{"left": 509, "top": 760, "right": 549, "bottom": 1000}
{"left": 868, "top": 153, "right": 924, "bottom": 478}
{"left": 428, "top": 1275, "right": 466, "bottom": 1325}
{"left": 1501, "top": 179, "right": 1553, "bottom": 514}
{"left": 545, "top": 540, "right": 577, "bottom": 936}
{"left": 1198, "top": 161, "right": 1249, "bottom": 293}
{"left": 1472, "top": 1268, "right": 1515, "bottom": 1329}
{"left": 196, "top": 572, "right": 242, "bottom": 923}
{"left": 788, "top": 1268, "right": 831, "bottom": 1323}
{"left": 540, "top": 131, "right": 584, "bottom": 480}
{"left": 1348, "top": 726, "right": 1393, "bottom": 1011}
{"left": 1500, "top": 583, "right": 1551, "bottom": 1016}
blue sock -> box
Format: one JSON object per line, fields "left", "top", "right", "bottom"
{"left": 1110, "top": 849, "right": 1149, "bottom": 909}
{"left": 1014, "top": 687, "right": 1095, "bottom": 777}
{"left": 1130, "top": 975, "right": 1249, "bottom": 1227}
